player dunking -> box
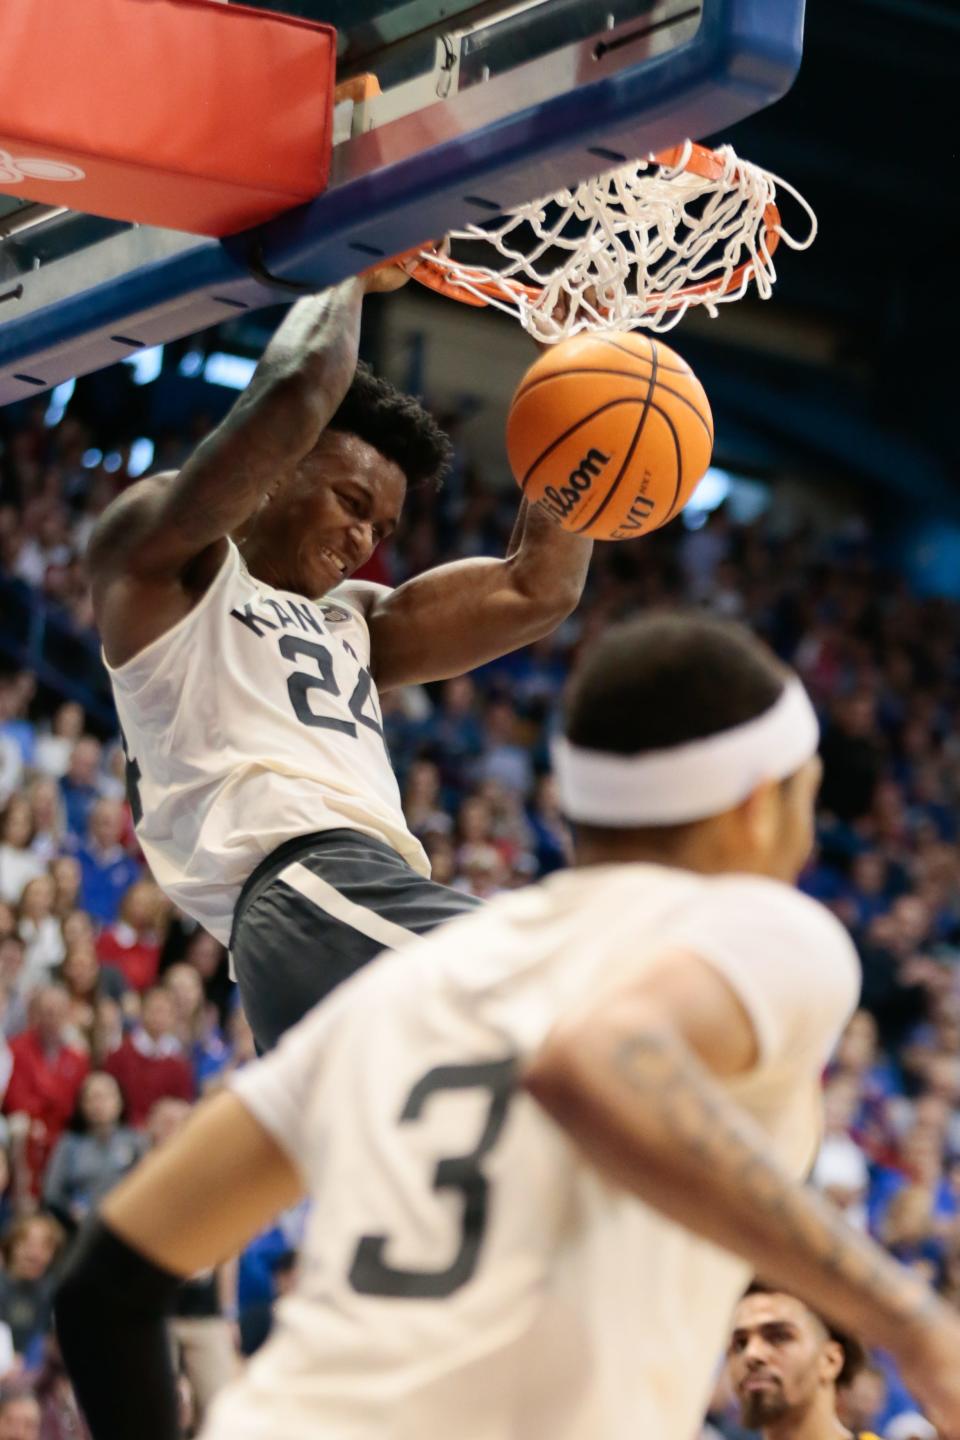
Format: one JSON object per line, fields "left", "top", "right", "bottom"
{"left": 89, "top": 268, "right": 593, "bottom": 1049}
{"left": 57, "top": 615, "right": 960, "bottom": 1440}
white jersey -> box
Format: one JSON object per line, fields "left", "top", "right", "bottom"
{"left": 106, "top": 541, "right": 427, "bottom": 944}
{"left": 216, "top": 864, "right": 860, "bottom": 1440}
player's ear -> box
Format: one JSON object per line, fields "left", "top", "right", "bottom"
{"left": 731, "top": 777, "right": 780, "bottom": 859}
{"left": 820, "top": 1338, "right": 845, "bottom": 1386}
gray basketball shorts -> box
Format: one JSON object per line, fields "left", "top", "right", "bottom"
{"left": 230, "top": 829, "right": 481, "bottom": 1052}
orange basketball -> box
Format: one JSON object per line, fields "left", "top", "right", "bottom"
{"left": 506, "top": 332, "right": 714, "bottom": 541}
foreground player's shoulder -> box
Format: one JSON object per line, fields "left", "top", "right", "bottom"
{"left": 670, "top": 874, "right": 861, "bottom": 1067}
{"left": 707, "top": 872, "right": 854, "bottom": 945}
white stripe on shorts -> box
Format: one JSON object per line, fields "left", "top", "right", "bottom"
{"left": 278, "top": 860, "right": 420, "bottom": 951}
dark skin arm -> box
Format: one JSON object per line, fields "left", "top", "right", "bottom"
{"left": 89, "top": 276, "right": 397, "bottom": 668}
{"left": 523, "top": 952, "right": 960, "bottom": 1436}
{"left": 340, "top": 500, "right": 592, "bottom": 691}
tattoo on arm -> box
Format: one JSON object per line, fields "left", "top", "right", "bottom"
{"left": 609, "top": 1030, "right": 938, "bottom": 1337}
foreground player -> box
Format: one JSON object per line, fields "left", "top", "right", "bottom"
{"left": 89, "top": 267, "right": 592, "bottom": 1049}
{"left": 727, "top": 1284, "right": 876, "bottom": 1440}
{"left": 56, "top": 616, "right": 960, "bottom": 1440}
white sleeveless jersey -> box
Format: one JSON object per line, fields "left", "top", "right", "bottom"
{"left": 218, "top": 864, "right": 860, "bottom": 1440}
{"left": 106, "top": 541, "right": 427, "bottom": 944}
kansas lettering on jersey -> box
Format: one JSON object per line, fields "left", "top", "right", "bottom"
{"left": 106, "top": 540, "right": 427, "bottom": 944}
{"left": 221, "top": 866, "right": 861, "bottom": 1440}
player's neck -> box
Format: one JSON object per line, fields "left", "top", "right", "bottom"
{"left": 573, "top": 820, "right": 757, "bottom": 876}
{"left": 761, "top": 1397, "right": 852, "bottom": 1440}
{"left": 235, "top": 535, "right": 304, "bottom": 597}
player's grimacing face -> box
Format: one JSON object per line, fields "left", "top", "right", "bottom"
{"left": 280, "top": 430, "right": 406, "bottom": 597}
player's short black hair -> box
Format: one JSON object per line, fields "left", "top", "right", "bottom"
{"left": 327, "top": 362, "right": 453, "bottom": 490}
{"left": 742, "top": 1282, "right": 867, "bottom": 1389}
{"left": 564, "top": 611, "right": 785, "bottom": 756}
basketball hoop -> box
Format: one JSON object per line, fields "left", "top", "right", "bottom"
{"left": 400, "top": 141, "right": 817, "bottom": 342}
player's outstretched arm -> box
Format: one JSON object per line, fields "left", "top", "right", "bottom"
{"left": 89, "top": 270, "right": 404, "bottom": 667}
{"left": 344, "top": 500, "right": 592, "bottom": 690}
{"left": 55, "top": 1091, "right": 304, "bottom": 1440}
{"left": 523, "top": 954, "right": 960, "bottom": 1439}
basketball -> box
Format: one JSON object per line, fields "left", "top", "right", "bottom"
{"left": 506, "top": 332, "right": 714, "bottom": 541}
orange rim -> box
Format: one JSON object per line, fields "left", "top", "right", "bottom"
{"left": 391, "top": 142, "right": 782, "bottom": 315}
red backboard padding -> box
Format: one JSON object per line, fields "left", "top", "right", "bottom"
{"left": 0, "top": 0, "right": 336, "bottom": 237}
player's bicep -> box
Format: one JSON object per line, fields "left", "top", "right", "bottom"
{"left": 362, "top": 562, "right": 555, "bottom": 690}
{"left": 101, "top": 1092, "right": 305, "bottom": 1279}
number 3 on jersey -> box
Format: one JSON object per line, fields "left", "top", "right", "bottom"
{"left": 349, "top": 1058, "right": 516, "bottom": 1300}
{"left": 279, "top": 635, "right": 384, "bottom": 741}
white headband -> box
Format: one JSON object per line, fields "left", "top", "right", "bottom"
{"left": 552, "top": 677, "right": 819, "bottom": 827}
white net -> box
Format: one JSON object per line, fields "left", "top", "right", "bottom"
{"left": 410, "top": 141, "right": 817, "bottom": 343}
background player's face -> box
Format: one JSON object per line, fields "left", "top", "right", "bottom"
{"left": 240, "top": 429, "right": 406, "bottom": 597}
{"left": 728, "top": 1293, "right": 842, "bottom": 1429}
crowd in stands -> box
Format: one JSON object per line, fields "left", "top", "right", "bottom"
{"left": 2, "top": 395, "right": 960, "bottom": 1436}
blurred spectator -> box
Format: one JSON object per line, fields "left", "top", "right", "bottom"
{"left": 0, "top": 1390, "right": 41, "bottom": 1440}
{"left": 94, "top": 880, "right": 162, "bottom": 993}
{"left": 0, "top": 678, "right": 35, "bottom": 773}
{"left": 144, "top": 1096, "right": 191, "bottom": 1150}
{"left": 104, "top": 987, "right": 194, "bottom": 1126}
{"left": 178, "top": 932, "right": 231, "bottom": 1022}
{"left": 88, "top": 998, "right": 123, "bottom": 1071}
{"left": 0, "top": 691, "right": 26, "bottom": 814}
{"left": 419, "top": 677, "right": 484, "bottom": 797}
{"left": 838, "top": 1361, "right": 888, "bottom": 1436}
{"left": 16, "top": 881, "right": 64, "bottom": 988}
{"left": 25, "top": 781, "right": 65, "bottom": 869}
{"left": 476, "top": 697, "right": 532, "bottom": 794}
{"left": 59, "top": 942, "right": 126, "bottom": 1050}
{"left": 163, "top": 964, "right": 228, "bottom": 1087}
{"left": 812, "top": 1134, "right": 869, "bottom": 1231}
{"left": 0, "top": 802, "right": 43, "bottom": 908}
{"left": 13, "top": 506, "right": 71, "bottom": 590}
{"left": 72, "top": 800, "right": 140, "bottom": 926}
{"left": 0, "top": 941, "right": 29, "bottom": 1037}
{"left": 57, "top": 740, "right": 101, "bottom": 841}
{"left": 527, "top": 773, "right": 572, "bottom": 876}
{"left": 819, "top": 691, "right": 884, "bottom": 823}
{"left": 2, "top": 989, "right": 88, "bottom": 1191}
{"left": 453, "top": 843, "right": 506, "bottom": 899}
{"left": 0, "top": 1215, "right": 65, "bottom": 1359}
{"left": 401, "top": 760, "right": 451, "bottom": 841}
{"left": 42, "top": 1072, "right": 143, "bottom": 1230}
{"left": 46, "top": 864, "right": 79, "bottom": 927}
{"left": 32, "top": 704, "right": 84, "bottom": 783}
{"left": 869, "top": 1117, "right": 958, "bottom": 1239}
